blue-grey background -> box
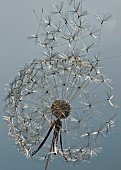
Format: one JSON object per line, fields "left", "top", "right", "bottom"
{"left": 0, "top": 0, "right": 121, "bottom": 170}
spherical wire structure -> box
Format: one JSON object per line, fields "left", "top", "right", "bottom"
{"left": 4, "top": 0, "right": 117, "bottom": 170}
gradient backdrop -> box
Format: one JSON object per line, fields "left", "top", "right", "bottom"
{"left": 0, "top": 0, "right": 121, "bottom": 170}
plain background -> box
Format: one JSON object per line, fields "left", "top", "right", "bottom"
{"left": 0, "top": 0, "right": 121, "bottom": 170}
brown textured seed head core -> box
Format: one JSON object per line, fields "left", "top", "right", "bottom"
{"left": 51, "top": 99, "right": 71, "bottom": 119}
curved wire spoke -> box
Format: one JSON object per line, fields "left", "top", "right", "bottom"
{"left": 31, "top": 124, "right": 54, "bottom": 156}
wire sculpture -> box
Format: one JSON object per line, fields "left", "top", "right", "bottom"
{"left": 4, "top": 0, "right": 117, "bottom": 170}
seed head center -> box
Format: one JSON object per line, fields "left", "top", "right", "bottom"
{"left": 51, "top": 100, "right": 71, "bottom": 119}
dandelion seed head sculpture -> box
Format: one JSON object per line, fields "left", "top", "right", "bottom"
{"left": 4, "top": 0, "right": 117, "bottom": 169}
